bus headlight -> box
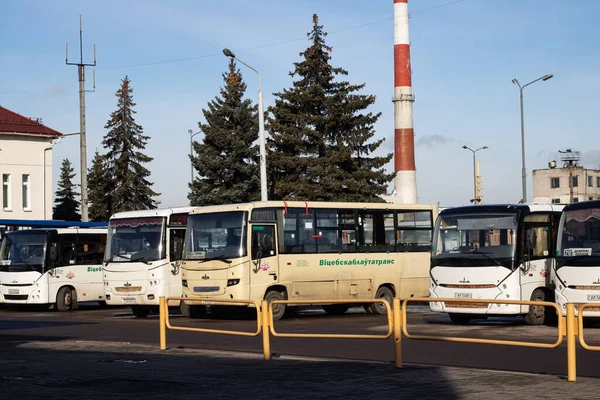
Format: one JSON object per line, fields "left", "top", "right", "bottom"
{"left": 227, "top": 279, "right": 240, "bottom": 287}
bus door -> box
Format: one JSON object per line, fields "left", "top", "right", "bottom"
{"left": 520, "top": 219, "right": 553, "bottom": 299}
{"left": 249, "top": 224, "right": 279, "bottom": 297}
{"left": 168, "top": 227, "right": 186, "bottom": 276}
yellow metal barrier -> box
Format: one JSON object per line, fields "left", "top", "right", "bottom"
{"left": 268, "top": 299, "right": 393, "bottom": 339}
{"left": 159, "top": 296, "right": 262, "bottom": 351}
{"left": 403, "top": 297, "right": 564, "bottom": 349}
{"left": 576, "top": 303, "right": 600, "bottom": 351}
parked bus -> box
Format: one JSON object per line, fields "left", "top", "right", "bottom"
{"left": 180, "top": 201, "right": 436, "bottom": 320}
{"left": 0, "top": 227, "right": 107, "bottom": 310}
{"left": 555, "top": 200, "right": 600, "bottom": 316}
{"left": 103, "top": 207, "right": 195, "bottom": 317}
{"left": 429, "top": 204, "right": 563, "bottom": 325}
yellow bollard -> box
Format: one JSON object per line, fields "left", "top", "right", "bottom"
{"left": 159, "top": 296, "right": 167, "bottom": 350}
{"left": 261, "top": 300, "right": 271, "bottom": 360}
{"left": 393, "top": 298, "right": 402, "bottom": 368}
{"left": 566, "top": 303, "right": 576, "bottom": 382}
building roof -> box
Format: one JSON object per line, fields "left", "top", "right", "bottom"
{"left": 0, "top": 106, "right": 63, "bottom": 138}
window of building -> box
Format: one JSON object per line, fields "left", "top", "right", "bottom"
{"left": 597, "top": 177, "right": 600, "bottom": 187}
{"left": 2, "top": 174, "right": 10, "bottom": 210}
{"left": 589, "top": 196, "right": 594, "bottom": 201}
{"left": 550, "top": 177, "right": 560, "bottom": 188}
{"left": 573, "top": 176, "right": 579, "bottom": 187}
{"left": 22, "top": 174, "right": 30, "bottom": 210}
{"left": 551, "top": 198, "right": 561, "bottom": 204}
{"left": 588, "top": 176, "right": 594, "bottom": 187}
{"left": 573, "top": 197, "right": 579, "bottom": 203}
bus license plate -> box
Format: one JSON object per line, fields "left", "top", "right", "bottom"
{"left": 123, "top": 298, "right": 136, "bottom": 305}
{"left": 8, "top": 289, "right": 19, "bottom": 295}
{"left": 587, "top": 294, "right": 600, "bottom": 301}
{"left": 454, "top": 292, "right": 473, "bottom": 299}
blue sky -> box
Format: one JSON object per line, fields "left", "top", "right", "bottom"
{"left": 1, "top": 0, "right": 598, "bottom": 209}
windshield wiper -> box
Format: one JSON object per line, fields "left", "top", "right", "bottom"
{"left": 130, "top": 256, "right": 152, "bottom": 265}
{"left": 470, "top": 250, "right": 504, "bottom": 267}
{"left": 12, "top": 259, "right": 38, "bottom": 271}
{"left": 107, "top": 254, "right": 132, "bottom": 262}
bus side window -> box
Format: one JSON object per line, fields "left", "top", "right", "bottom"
{"left": 76, "top": 234, "right": 105, "bottom": 265}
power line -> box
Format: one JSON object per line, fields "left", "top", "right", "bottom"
{"left": 98, "top": 0, "right": 468, "bottom": 70}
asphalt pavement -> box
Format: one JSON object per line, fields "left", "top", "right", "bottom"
{"left": 1, "top": 339, "right": 599, "bottom": 400}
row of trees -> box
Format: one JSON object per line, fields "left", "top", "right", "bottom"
{"left": 53, "top": 14, "right": 393, "bottom": 220}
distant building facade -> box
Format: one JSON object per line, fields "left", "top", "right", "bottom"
{"left": 532, "top": 156, "right": 600, "bottom": 205}
{"left": 0, "top": 106, "right": 63, "bottom": 219}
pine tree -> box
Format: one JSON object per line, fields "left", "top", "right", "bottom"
{"left": 102, "top": 76, "right": 159, "bottom": 213}
{"left": 267, "top": 14, "right": 393, "bottom": 202}
{"left": 52, "top": 158, "right": 81, "bottom": 221}
{"left": 87, "top": 151, "right": 112, "bottom": 222}
{"left": 188, "top": 59, "right": 260, "bottom": 206}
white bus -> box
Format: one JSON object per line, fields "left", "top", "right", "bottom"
{"left": 103, "top": 207, "right": 195, "bottom": 317}
{"left": 429, "top": 204, "right": 564, "bottom": 325}
{"left": 555, "top": 200, "right": 600, "bottom": 316}
{"left": 0, "top": 227, "right": 107, "bottom": 310}
{"left": 180, "top": 201, "right": 436, "bottom": 320}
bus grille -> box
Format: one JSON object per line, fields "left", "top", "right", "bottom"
{"left": 441, "top": 284, "right": 496, "bottom": 289}
{"left": 115, "top": 286, "right": 142, "bottom": 292}
{"left": 443, "top": 301, "right": 489, "bottom": 309}
{"left": 574, "top": 303, "right": 600, "bottom": 312}
{"left": 569, "top": 286, "right": 600, "bottom": 290}
{"left": 4, "top": 295, "right": 28, "bottom": 301}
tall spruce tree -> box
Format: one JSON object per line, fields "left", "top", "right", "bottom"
{"left": 87, "top": 151, "right": 112, "bottom": 222}
{"left": 188, "top": 59, "right": 260, "bottom": 206}
{"left": 267, "top": 14, "right": 393, "bottom": 202}
{"left": 102, "top": 76, "right": 159, "bottom": 213}
{"left": 52, "top": 158, "right": 81, "bottom": 221}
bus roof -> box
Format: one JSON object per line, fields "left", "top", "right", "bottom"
{"left": 6, "top": 227, "right": 107, "bottom": 235}
{"left": 561, "top": 199, "right": 600, "bottom": 212}
{"left": 188, "top": 201, "right": 436, "bottom": 215}
{"left": 109, "top": 206, "right": 197, "bottom": 220}
{"left": 438, "top": 203, "right": 565, "bottom": 216}
{"left": 0, "top": 219, "right": 107, "bottom": 228}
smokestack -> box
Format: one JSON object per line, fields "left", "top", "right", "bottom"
{"left": 393, "top": 0, "right": 417, "bottom": 204}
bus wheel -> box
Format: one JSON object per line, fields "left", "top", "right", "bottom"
{"left": 265, "top": 290, "right": 286, "bottom": 321}
{"left": 322, "top": 304, "right": 350, "bottom": 316}
{"left": 370, "top": 287, "right": 394, "bottom": 315}
{"left": 448, "top": 313, "right": 472, "bottom": 325}
{"left": 56, "top": 287, "right": 73, "bottom": 311}
{"left": 525, "top": 288, "right": 546, "bottom": 326}
{"left": 131, "top": 305, "right": 151, "bottom": 318}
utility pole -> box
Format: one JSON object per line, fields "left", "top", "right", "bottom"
{"left": 66, "top": 15, "right": 96, "bottom": 222}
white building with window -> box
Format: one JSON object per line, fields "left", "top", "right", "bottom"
{"left": 0, "top": 106, "right": 63, "bottom": 220}
{"left": 532, "top": 160, "right": 600, "bottom": 205}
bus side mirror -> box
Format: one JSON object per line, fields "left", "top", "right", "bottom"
{"left": 527, "top": 229, "right": 537, "bottom": 250}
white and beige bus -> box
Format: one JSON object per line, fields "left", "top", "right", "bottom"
{"left": 0, "top": 227, "right": 107, "bottom": 310}
{"left": 429, "top": 204, "right": 563, "bottom": 325}
{"left": 103, "top": 207, "right": 195, "bottom": 317}
{"left": 555, "top": 200, "right": 600, "bottom": 316}
{"left": 180, "top": 201, "right": 436, "bottom": 319}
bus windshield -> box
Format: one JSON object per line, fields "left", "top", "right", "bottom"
{"left": 184, "top": 211, "right": 247, "bottom": 261}
{"left": 433, "top": 213, "right": 517, "bottom": 267}
{"left": 105, "top": 217, "right": 166, "bottom": 263}
{"left": 0, "top": 232, "right": 47, "bottom": 274}
{"left": 557, "top": 207, "right": 600, "bottom": 266}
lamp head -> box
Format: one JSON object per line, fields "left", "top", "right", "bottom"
{"left": 222, "top": 48, "right": 235, "bottom": 58}
{"left": 462, "top": 145, "right": 468, "bottom": 149}
{"left": 483, "top": 146, "right": 489, "bottom": 150}
{"left": 511, "top": 79, "right": 518, "bottom": 85}
{"left": 542, "top": 74, "right": 553, "bottom": 81}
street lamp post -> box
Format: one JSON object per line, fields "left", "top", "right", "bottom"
{"left": 223, "top": 48, "right": 267, "bottom": 202}
{"left": 188, "top": 129, "right": 202, "bottom": 184}
{"left": 462, "top": 145, "right": 488, "bottom": 205}
{"left": 511, "top": 74, "right": 553, "bottom": 204}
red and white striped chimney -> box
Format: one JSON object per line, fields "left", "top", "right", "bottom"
{"left": 393, "top": 0, "right": 417, "bottom": 204}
